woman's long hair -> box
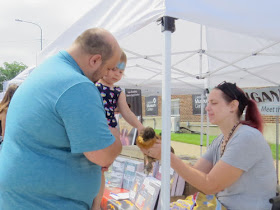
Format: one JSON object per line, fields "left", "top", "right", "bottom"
{"left": 0, "top": 84, "right": 18, "bottom": 114}
{"left": 216, "top": 82, "right": 263, "bottom": 133}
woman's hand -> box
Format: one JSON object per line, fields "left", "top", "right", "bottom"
{"left": 140, "top": 139, "right": 162, "bottom": 160}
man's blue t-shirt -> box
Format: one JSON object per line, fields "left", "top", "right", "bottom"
{"left": 0, "top": 51, "right": 115, "bottom": 209}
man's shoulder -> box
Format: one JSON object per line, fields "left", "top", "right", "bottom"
{"left": 21, "top": 57, "right": 95, "bottom": 104}
{"left": 36, "top": 56, "right": 90, "bottom": 86}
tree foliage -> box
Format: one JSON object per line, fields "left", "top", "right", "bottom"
{"left": 0, "top": 61, "right": 28, "bottom": 91}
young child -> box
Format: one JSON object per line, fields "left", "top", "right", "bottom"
{"left": 92, "top": 50, "right": 144, "bottom": 210}
{"left": 96, "top": 50, "right": 144, "bottom": 134}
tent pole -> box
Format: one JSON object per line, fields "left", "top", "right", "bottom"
{"left": 161, "top": 16, "right": 175, "bottom": 210}
{"left": 200, "top": 92, "right": 204, "bottom": 156}
{"left": 205, "top": 79, "right": 210, "bottom": 148}
{"left": 206, "top": 107, "right": 210, "bottom": 148}
{"left": 199, "top": 24, "right": 204, "bottom": 156}
{"left": 276, "top": 116, "right": 279, "bottom": 184}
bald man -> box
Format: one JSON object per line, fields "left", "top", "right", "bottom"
{"left": 0, "top": 28, "right": 122, "bottom": 209}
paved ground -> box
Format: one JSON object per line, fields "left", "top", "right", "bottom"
{"left": 171, "top": 141, "right": 206, "bottom": 158}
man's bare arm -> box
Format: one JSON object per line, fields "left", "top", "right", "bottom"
{"left": 84, "top": 127, "right": 122, "bottom": 167}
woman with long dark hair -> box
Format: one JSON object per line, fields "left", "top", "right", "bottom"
{"left": 141, "top": 82, "right": 276, "bottom": 210}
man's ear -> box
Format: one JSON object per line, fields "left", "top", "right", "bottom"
{"left": 89, "top": 54, "right": 102, "bottom": 68}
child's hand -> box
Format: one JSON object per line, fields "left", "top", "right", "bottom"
{"left": 138, "top": 127, "right": 145, "bottom": 136}
{"left": 137, "top": 125, "right": 145, "bottom": 133}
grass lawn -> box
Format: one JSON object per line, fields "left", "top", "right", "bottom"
{"left": 155, "top": 129, "right": 216, "bottom": 146}
{"left": 155, "top": 129, "right": 280, "bottom": 160}
{"left": 270, "top": 144, "right": 280, "bottom": 160}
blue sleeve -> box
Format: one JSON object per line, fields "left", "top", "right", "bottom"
{"left": 56, "top": 82, "right": 115, "bottom": 153}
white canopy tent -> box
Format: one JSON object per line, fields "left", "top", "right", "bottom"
{"left": 9, "top": 0, "right": 280, "bottom": 208}
{"left": 38, "top": 0, "right": 280, "bottom": 96}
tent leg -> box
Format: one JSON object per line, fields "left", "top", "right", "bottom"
{"left": 200, "top": 92, "right": 204, "bottom": 156}
{"left": 205, "top": 79, "right": 210, "bottom": 148}
{"left": 160, "top": 16, "right": 175, "bottom": 210}
{"left": 276, "top": 116, "right": 279, "bottom": 184}
{"left": 199, "top": 25, "right": 204, "bottom": 156}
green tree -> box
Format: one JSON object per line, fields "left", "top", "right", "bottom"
{"left": 0, "top": 61, "right": 28, "bottom": 91}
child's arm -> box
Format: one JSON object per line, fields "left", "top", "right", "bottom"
{"left": 117, "top": 92, "right": 145, "bottom": 132}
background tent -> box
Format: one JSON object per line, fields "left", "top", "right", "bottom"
{"left": 3, "top": 65, "right": 35, "bottom": 90}
{"left": 1, "top": 66, "right": 35, "bottom": 101}
{"left": 11, "top": 0, "right": 280, "bottom": 208}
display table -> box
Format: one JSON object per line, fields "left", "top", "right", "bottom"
{"left": 101, "top": 145, "right": 199, "bottom": 209}
{"left": 121, "top": 145, "right": 199, "bottom": 197}
{"left": 101, "top": 187, "right": 137, "bottom": 210}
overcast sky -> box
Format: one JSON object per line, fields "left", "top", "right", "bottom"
{"left": 0, "top": 0, "right": 97, "bottom": 68}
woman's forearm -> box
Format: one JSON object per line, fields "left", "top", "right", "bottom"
{"left": 170, "top": 153, "right": 220, "bottom": 194}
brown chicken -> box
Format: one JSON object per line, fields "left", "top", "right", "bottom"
{"left": 136, "top": 127, "right": 159, "bottom": 175}
{"left": 136, "top": 127, "right": 175, "bottom": 175}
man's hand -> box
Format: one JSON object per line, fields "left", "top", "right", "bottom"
{"left": 101, "top": 167, "right": 109, "bottom": 172}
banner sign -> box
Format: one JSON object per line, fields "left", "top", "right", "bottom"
{"left": 243, "top": 87, "right": 280, "bottom": 116}
{"left": 192, "top": 94, "right": 207, "bottom": 115}
{"left": 145, "top": 96, "right": 158, "bottom": 116}
{"left": 125, "top": 89, "right": 142, "bottom": 117}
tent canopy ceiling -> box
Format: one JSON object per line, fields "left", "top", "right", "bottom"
{"left": 31, "top": 0, "right": 280, "bottom": 96}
